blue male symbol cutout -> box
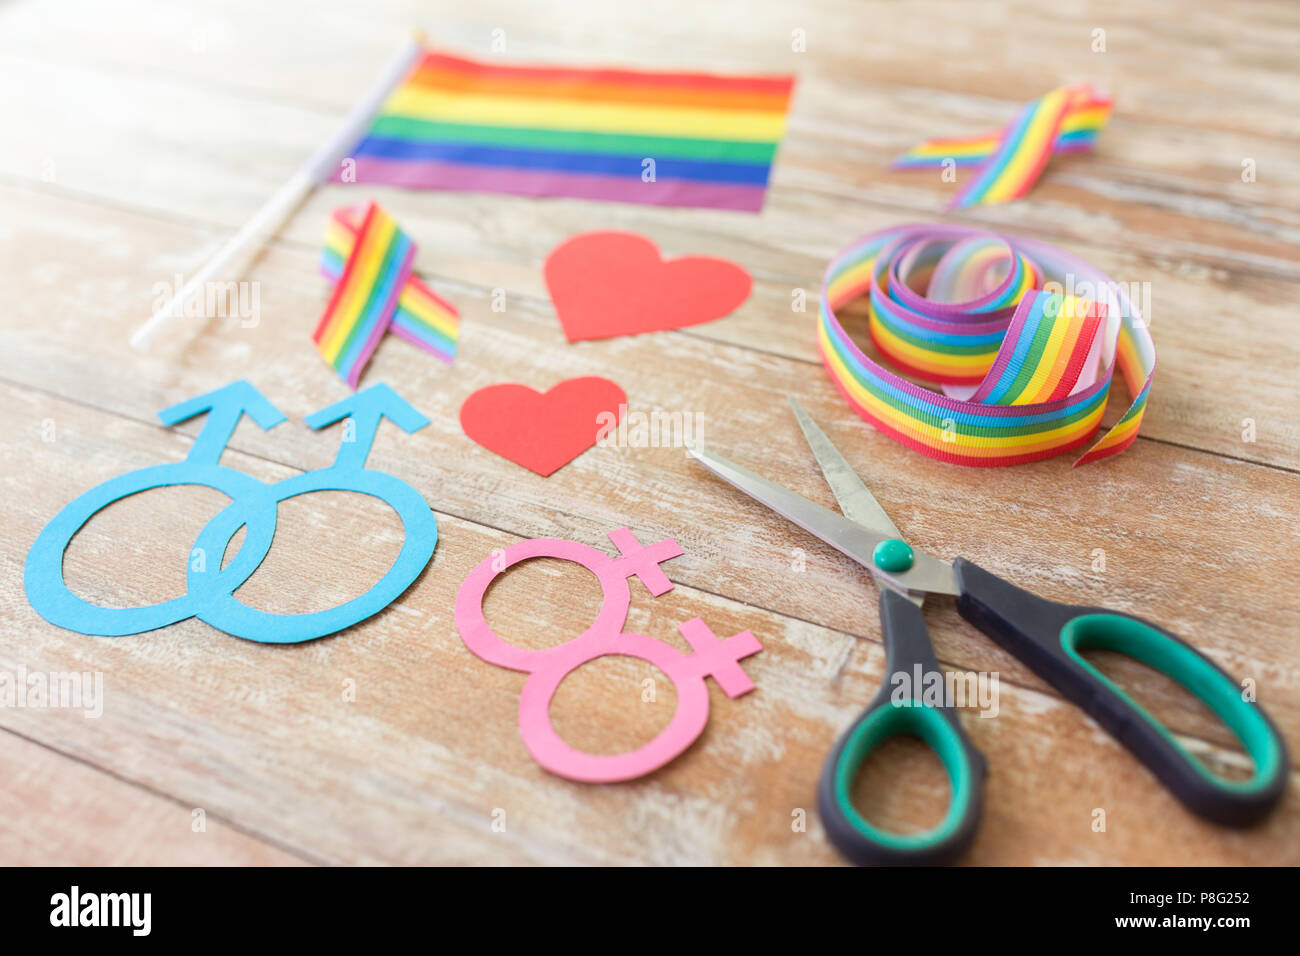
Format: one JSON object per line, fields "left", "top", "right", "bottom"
{"left": 24, "top": 380, "right": 438, "bottom": 644}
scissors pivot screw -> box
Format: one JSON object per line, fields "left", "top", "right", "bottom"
{"left": 872, "top": 539, "right": 915, "bottom": 573}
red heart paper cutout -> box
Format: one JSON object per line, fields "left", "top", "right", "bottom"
{"left": 460, "top": 376, "right": 627, "bottom": 477}
{"left": 544, "top": 231, "right": 752, "bottom": 342}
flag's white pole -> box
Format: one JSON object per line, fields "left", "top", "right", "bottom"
{"left": 130, "top": 30, "right": 426, "bottom": 350}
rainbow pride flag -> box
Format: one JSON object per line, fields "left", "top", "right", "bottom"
{"left": 894, "top": 84, "right": 1112, "bottom": 208}
{"left": 321, "top": 204, "right": 459, "bottom": 368}
{"left": 336, "top": 50, "right": 795, "bottom": 212}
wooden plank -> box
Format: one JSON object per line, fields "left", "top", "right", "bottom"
{"left": 1, "top": 185, "right": 1296, "bottom": 743}
{"left": 3, "top": 0, "right": 1299, "bottom": 146}
{"left": 2, "top": 175, "right": 1298, "bottom": 471}
{"left": 1, "top": 0, "right": 1296, "bottom": 867}
{"left": 4, "top": 31, "right": 1300, "bottom": 275}
{"left": 2, "top": 383, "right": 1294, "bottom": 864}
{"left": 2, "top": 42, "right": 1298, "bottom": 468}
{"left": 0, "top": 731, "right": 308, "bottom": 865}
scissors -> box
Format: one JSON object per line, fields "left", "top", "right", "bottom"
{"left": 688, "top": 399, "right": 1288, "bottom": 865}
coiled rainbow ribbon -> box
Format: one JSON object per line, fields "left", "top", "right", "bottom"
{"left": 818, "top": 224, "right": 1154, "bottom": 467}
{"left": 893, "top": 84, "right": 1112, "bottom": 208}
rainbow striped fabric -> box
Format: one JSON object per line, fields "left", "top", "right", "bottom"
{"left": 893, "top": 84, "right": 1112, "bottom": 208}
{"left": 321, "top": 204, "right": 460, "bottom": 367}
{"left": 336, "top": 49, "right": 795, "bottom": 212}
{"left": 314, "top": 202, "right": 459, "bottom": 387}
{"left": 819, "top": 224, "right": 1155, "bottom": 467}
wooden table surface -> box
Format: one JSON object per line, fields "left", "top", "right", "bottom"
{"left": 1, "top": 0, "right": 1297, "bottom": 866}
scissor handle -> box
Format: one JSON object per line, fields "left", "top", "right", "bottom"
{"left": 818, "top": 589, "right": 988, "bottom": 865}
{"left": 953, "top": 558, "right": 1289, "bottom": 826}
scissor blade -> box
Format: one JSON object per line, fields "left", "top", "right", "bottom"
{"left": 788, "top": 398, "right": 903, "bottom": 541}
{"left": 687, "top": 444, "right": 958, "bottom": 597}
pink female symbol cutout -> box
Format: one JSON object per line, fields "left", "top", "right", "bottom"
{"left": 454, "top": 527, "right": 762, "bottom": 783}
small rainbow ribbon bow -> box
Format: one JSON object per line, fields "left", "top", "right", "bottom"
{"left": 819, "top": 224, "right": 1155, "bottom": 467}
{"left": 894, "top": 83, "right": 1113, "bottom": 208}
{"left": 314, "top": 202, "right": 460, "bottom": 388}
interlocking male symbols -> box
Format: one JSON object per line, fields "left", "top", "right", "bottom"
{"left": 25, "top": 380, "right": 437, "bottom": 643}
{"left": 454, "top": 528, "right": 763, "bottom": 782}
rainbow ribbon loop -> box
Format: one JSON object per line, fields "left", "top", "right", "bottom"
{"left": 314, "top": 202, "right": 460, "bottom": 388}
{"left": 819, "top": 224, "right": 1155, "bottom": 467}
{"left": 894, "top": 83, "right": 1112, "bottom": 208}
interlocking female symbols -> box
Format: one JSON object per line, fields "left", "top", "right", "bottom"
{"left": 455, "top": 528, "right": 763, "bottom": 782}
{"left": 25, "top": 380, "right": 437, "bottom": 644}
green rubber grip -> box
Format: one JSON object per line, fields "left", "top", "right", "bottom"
{"left": 817, "top": 589, "right": 987, "bottom": 865}
{"left": 1061, "top": 613, "right": 1285, "bottom": 798}
{"left": 832, "top": 702, "right": 976, "bottom": 851}
{"left": 954, "top": 557, "right": 1288, "bottom": 826}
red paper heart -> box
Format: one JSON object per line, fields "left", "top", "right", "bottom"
{"left": 460, "top": 377, "right": 627, "bottom": 477}
{"left": 544, "top": 231, "right": 752, "bottom": 342}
